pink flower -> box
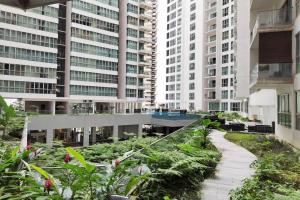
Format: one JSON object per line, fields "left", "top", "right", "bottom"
{"left": 26, "top": 145, "right": 32, "bottom": 151}
{"left": 64, "top": 153, "right": 71, "bottom": 163}
{"left": 115, "top": 159, "right": 121, "bottom": 167}
{"left": 44, "top": 179, "right": 53, "bottom": 191}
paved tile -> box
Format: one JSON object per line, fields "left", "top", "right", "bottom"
{"left": 201, "top": 130, "right": 257, "bottom": 200}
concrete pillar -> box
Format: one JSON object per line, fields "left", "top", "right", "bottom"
{"left": 64, "top": 1, "right": 72, "bottom": 98}
{"left": 117, "top": 0, "right": 127, "bottom": 100}
{"left": 113, "top": 125, "right": 119, "bottom": 142}
{"left": 83, "top": 127, "right": 89, "bottom": 147}
{"left": 46, "top": 129, "right": 54, "bottom": 147}
{"left": 138, "top": 124, "right": 143, "bottom": 138}
{"left": 50, "top": 101, "right": 55, "bottom": 115}
{"left": 91, "top": 127, "right": 96, "bottom": 144}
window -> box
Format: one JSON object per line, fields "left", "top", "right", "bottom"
{"left": 223, "top": 0, "right": 229, "bottom": 5}
{"left": 221, "top": 90, "right": 228, "bottom": 99}
{"left": 278, "top": 94, "right": 291, "bottom": 127}
{"left": 222, "top": 55, "right": 229, "bottom": 64}
{"left": 222, "top": 31, "right": 229, "bottom": 40}
{"left": 296, "top": 91, "right": 300, "bottom": 130}
{"left": 209, "top": 102, "right": 219, "bottom": 111}
{"left": 222, "top": 67, "right": 228, "bottom": 75}
{"left": 222, "top": 43, "right": 229, "bottom": 52}
{"left": 222, "top": 19, "right": 229, "bottom": 28}
{"left": 189, "top": 83, "right": 195, "bottom": 90}
{"left": 189, "top": 93, "right": 195, "bottom": 100}
{"left": 222, "top": 7, "right": 229, "bottom": 17}
{"left": 296, "top": 33, "right": 300, "bottom": 73}
{"left": 221, "top": 79, "right": 228, "bottom": 87}
{"left": 221, "top": 102, "right": 228, "bottom": 111}
{"left": 230, "top": 102, "right": 240, "bottom": 111}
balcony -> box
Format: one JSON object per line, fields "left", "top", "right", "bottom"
{"left": 139, "top": 1, "right": 152, "bottom": 10}
{"left": 250, "top": 63, "right": 292, "bottom": 90}
{"left": 251, "top": 8, "right": 293, "bottom": 44}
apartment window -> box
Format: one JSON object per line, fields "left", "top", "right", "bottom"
{"left": 222, "top": 31, "right": 229, "bottom": 40}
{"left": 209, "top": 102, "right": 219, "bottom": 111}
{"left": 190, "top": 3, "right": 196, "bottom": 11}
{"left": 221, "top": 90, "right": 228, "bottom": 99}
{"left": 190, "top": 33, "right": 195, "bottom": 41}
{"left": 222, "top": 19, "right": 229, "bottom": 28}
{"left": 190, "top": 23, "right": 196, "bottom": 31}
{"left": 223, "top": 0, "right": 229, "bottom": 5}
{"left": 190, "top": 43, "right": 195, "bottom": 50}
{"left": 230, "top": 102, "right": 240, "bottom": 111}
{"left": 190, "top": 63, "right": 195, "bottom": 70}
{"left": 190, "top": 13, "right": 196, "bottom": 21}
{"left": 221, "top": 102, "right": 228, "bottom": 111}
{"left": 278, "top": 94, "right": 291, "bottom": 127}
{"left": 189, "top": 83, "right": 195, "bottom": 90}
{"left": 222, "top": 43, "right": 229, "bottom": 52}
{"left": 222, "top": 7, "right": 229, "bottom": 17}
{"left": 296, "top": 33, "right": 300, "bottom": 73}
{"left": 296, "top": 91, "right": 300, "bottom": 130}
{"left": 222, "top": 55, "right": 229, "bottom": 64}
{"left": 189, "top": 73, "right": 195, "bottom": 80}
{"left": 221, "top": 79, "right": 228, "bottom": 87}
{"left": 189, "top": 103, "right": 195, "bottom": 111}
{"left": 222, "top": 67, "right": 228, "bottom": 75}
{"left": 189, "top": 93, "right": 195, "bottom": 100}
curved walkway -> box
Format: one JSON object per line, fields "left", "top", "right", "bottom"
{"left": 201, "top": 130, "right": 257, "bottom": 200}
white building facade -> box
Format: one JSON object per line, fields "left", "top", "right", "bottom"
{"left": 0, "top": 0, "right": 156, "bottom": 114}
{"left": 203, "top": 0, "right": 242, "bottom": 113}
{"left": 165, "top": 0, "right": 204, "bottom": 111}
{"left": 249, "top": 0, "right": 300, "bottom": 148}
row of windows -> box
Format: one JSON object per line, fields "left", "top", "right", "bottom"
{"left": 70, "top": 85, "right": 117, "bottom": 96}
{"left": 0, "top": 45, "right": 57, "bottom": 64}
{"left": 71, "top": 27, "right": 118, "bottom": 46}
{"left": 0, "top": 63, "right": 56, "bottom": 78}
{"left": 96, "top": 0, "right": 119, "bottom": 8}
{"left": 72, "top": 13, "right": 119, "bottom": 33}
{"left": 128, "top": 3, "right": 138, "bottom": 14}
{"left": 0, "top": 11, "right": 58, "bottom": 33}
{"left": 29, "top": 6, "right": 58, "bottom": 18}
{"left": 126, "top": 89, "right": 144, "bottom": 98}
{"left": 71, "top": 56, "right": 118, "bottom": 71}
{"left": 0, "top": 28, "right": 57, "bottom": 48}
{"left": 208, "top": 102, "right": 240, "bottom": 111}
{"left": 72, "top": 0, "right": 119, "bottom": 20}
{"left": 0, "top": 80, "right": 55, "bottom": 94}
{"left": 71, "top": 70, "right": 118, "bottom": 84}
{"left": 71, "top": 42, "right": 118, "bottom": 58}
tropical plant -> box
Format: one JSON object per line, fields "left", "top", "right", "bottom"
{"left": 0, "top": 96, "right": 16, "bottom": 138}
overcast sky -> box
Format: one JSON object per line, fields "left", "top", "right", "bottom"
{"left": 155, "top": 0, "right": 167, "bottom": 104}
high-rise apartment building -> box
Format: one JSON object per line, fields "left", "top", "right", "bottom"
{"left": 165, "top": 0, "right": 204, "bottom": 111}
{"left": 248, "top": 0, "right": 300, "bottom": 148}
{"left": 203, "top": 0, "right": 241, "bottom": 112}
{"left": 0, "top": 0, "right": 155, "bottom": 114}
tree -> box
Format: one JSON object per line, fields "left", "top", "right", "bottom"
{"left": 0, "top": 96, "right": 16, "bottom": 138}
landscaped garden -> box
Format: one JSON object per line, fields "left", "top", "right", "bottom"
{"left": 0, "top": 118, "right": 221, "bottom": 199}
{"left": 225, "top": 133, "right": 300, "bottom": 200}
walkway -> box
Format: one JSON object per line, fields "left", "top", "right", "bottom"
{"left": 201, "top": 130, "right": 257, "bottom": 200}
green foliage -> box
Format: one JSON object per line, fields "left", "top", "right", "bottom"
{"left": 226, "top": 133, "right": 300, "bottom": 200}
{"left": 217, "top": 112, "right": 247, "bottom": 122}
{"left": 0, "top": 96, "right": 16, "bottom": 138}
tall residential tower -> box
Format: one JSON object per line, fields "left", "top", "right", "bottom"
{"left": 0, "top": 0, "right": 156, "bottom": 114}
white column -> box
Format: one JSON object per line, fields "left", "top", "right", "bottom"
{"left": 113, "top": 125, "right": 119, "bottom": 142}
{"left": 117, "top": 0, "right": 127, "bottom": 100}
{"left": 50, "top": 101, "right": 55, "bottom": 115}
{"left": 83, "top": 127, "right": 89, "bottom": 147}
{"left": 46, "top": 129, "right": 54, "bottom": 147}
{"left": 138, "top": 124, "right": 143, "bottom": 138}
{"left": 64, "top": 1, "right": 72, "bottom": 98}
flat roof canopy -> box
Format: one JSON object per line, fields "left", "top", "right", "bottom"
{"left": 0, "top": 0, "right": 68, "bottom": 9}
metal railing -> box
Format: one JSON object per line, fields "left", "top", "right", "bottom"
{"left": 250, "top": 63, "right": 292, "bottom": 85}
{"left": 251, "top": 7, "right": 292, "bottom": 42}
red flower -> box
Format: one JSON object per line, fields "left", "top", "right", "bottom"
{"left": 115, "top": 159, "right": 121, "bottom": 167}
{"left": 26, "top": 145, "right": 32, "bottom": 151}
{"left": 44, "top": 179, "right": 53, "bottom": 191}
{"left": 64, "top": 153, "right": 71, "bottom": 163}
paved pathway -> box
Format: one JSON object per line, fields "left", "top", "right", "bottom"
{"left": 201, "top": 130, "right": 257, "bottom": 200}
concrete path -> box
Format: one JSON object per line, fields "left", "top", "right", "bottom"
{"left": 201, "top": 130, "right": 257, "bottom": 200}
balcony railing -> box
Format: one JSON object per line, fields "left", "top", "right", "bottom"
{"left": 278, "top": 112, "right": 291, "bottom": 128}
{"left": 250, "top": 63, "right": 292, "bottom": 86}
{"left": 251, "top": 8, "right": 293, "bottom": 42}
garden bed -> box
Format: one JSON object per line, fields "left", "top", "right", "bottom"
{"left": 225, "top": 132, "right": 300, "bottom": 200}
{"left": 0, "top": 120, "right": 221, "bottom": 199}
